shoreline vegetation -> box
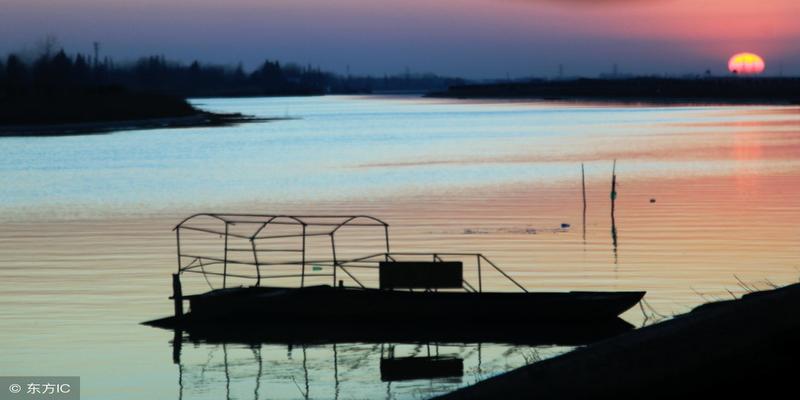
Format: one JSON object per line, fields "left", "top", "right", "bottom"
{"left": 0, "top": 45, "right": 462, "bottom": 136}
{"left": 439, "top": 281, "right": 800, "bottom": 398}
{"left": 428, "top": 77, "right": 800, "bottom": 105}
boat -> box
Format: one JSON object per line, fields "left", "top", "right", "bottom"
{"left": 155, "top": 318, "right": 636, "bottom": 347}
{"left": 145, "top": 214, "right": 645, "bottom": 328}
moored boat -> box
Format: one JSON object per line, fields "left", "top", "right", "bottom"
{"left": 145, "top": 214, "right": 645, "bottom": 328}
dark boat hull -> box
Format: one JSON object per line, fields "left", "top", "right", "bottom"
{"left": 181, "top": 285, "right": 645, "bottom": 324}
{"left": 149, "top": 318, "right": 634, "bottom": 346}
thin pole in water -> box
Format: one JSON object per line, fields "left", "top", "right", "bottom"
{"left": 610, "top": 160, "right": 618, "bottom": 263}
{"left": 611, "top": 160, "right": 617, "bottom": 219}
{"left": 581, "top": 163, "right": 587, "bottom": 242}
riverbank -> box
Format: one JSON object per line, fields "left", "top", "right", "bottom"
{"left": 0, "top": 112, "right": 276, "bottom": 137}
{"left": 0, "top": 86, "right": 281, "bottom": 136}
{"left": 439, "top": 281, "right": 800, "bottom": 398}
{"left": 429, "top": 77, "right": 800, "bottom": 105}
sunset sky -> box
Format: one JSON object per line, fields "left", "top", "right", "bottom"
{"left": 1, "top": 0, "right": 799, "bottom": 78}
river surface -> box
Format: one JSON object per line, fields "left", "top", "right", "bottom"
{"left": 1, "top": 95, "right": 799, "bottom": 399}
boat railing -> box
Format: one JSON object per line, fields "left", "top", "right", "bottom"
{"left": 177, "top": 251, "right": 527, "bottom": 294}
{"left": 336, "top": 252, "right": 528, "bottom": 293}
{"left": 173, "top": 213, "right": 528, "bottom": 294}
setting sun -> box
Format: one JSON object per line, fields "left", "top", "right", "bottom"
{"left": 728, "top": 52, "right": 766, "bottom": 75}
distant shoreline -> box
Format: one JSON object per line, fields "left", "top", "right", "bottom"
{"left": 428, "top": 77, "right": 800, "bottom": 106}
{"left": 0, "top": 112, "right": 281, "bottom": 137}
{"left": 430, "top": 95, "right": 800, "bottom": 106}
{"left": 429, "top": 95, "right": 800, "bottom": 107}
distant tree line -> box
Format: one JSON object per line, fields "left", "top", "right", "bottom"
{"left": 0, "top": 46, "right": 465, "bottom": 125}
{"left": 432, "top": 77, "right": 800, "bottom": 103}
{"left": 0, "top": 48, "right": 465, "bottom": 99}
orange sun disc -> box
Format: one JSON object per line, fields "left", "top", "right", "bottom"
{"left": 728, "top": 52, "right": 765, "bottom": 75}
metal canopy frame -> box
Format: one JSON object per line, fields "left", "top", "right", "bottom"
{"left": 173, "top": 213, "right": 526, "bottom": 293}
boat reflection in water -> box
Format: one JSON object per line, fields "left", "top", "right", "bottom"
{"left": 380, "top": 351, "right": 463, "bottom": 382}
{"left": 168, "top": 319, "right": 633, "bottom": 399}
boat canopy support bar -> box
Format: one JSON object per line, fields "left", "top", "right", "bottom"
{"left": 173, "top": 214, "right": 527, "bottom": 293}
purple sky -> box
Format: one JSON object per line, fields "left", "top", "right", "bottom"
{"left": 2, "top": 0, "right": 799, "bottom": 78}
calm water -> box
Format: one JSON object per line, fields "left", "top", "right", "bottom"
{"left": 1, "top": 96, "right": 799, "bottom": 399}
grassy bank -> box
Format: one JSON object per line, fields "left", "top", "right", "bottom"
{"left": 439, "top": 281, "right": 800, "bottom": 398}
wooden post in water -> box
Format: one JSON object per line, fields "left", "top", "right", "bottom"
{"left": 172, "top": 273, "right": 184, "bottom": 319}
{"left": 611, "top": 160, "right": 617, "bottom": 220}
{"left": 610, "top": 160, "right": 619, "bottom": 262}
{"left": 581, "top": 163, "right": 587, "bottom": 242}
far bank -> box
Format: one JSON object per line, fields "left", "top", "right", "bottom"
{"left": 429, "top": 77, "right": 800, "bottom": 105}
